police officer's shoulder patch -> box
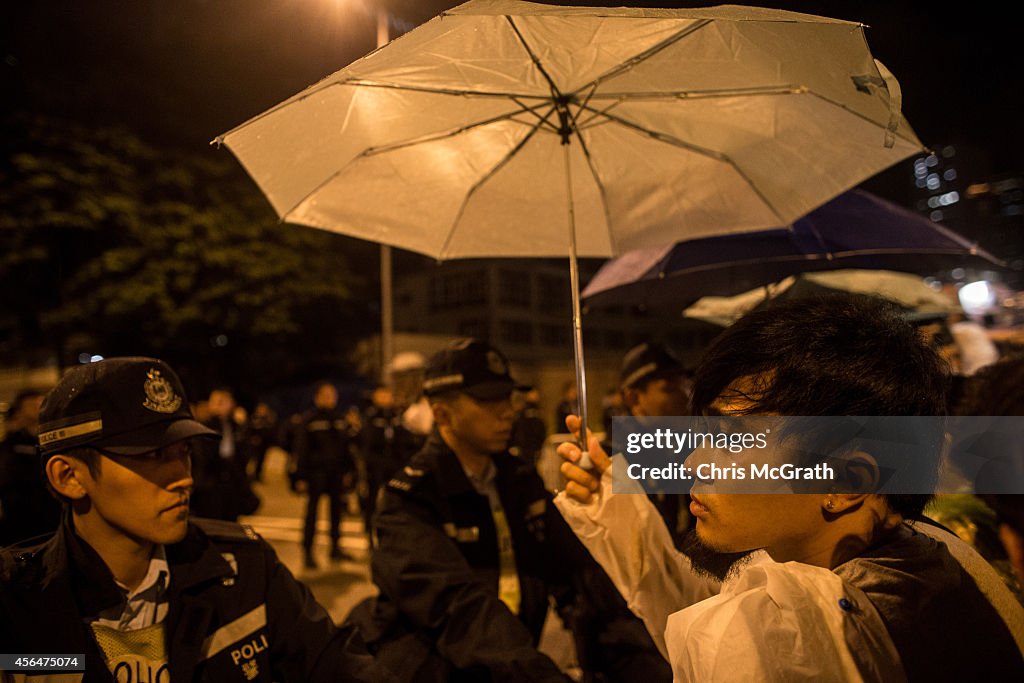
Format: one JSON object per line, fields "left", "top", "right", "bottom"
{"left": 385, "top": 457, "right": 434, "bottom": 498}
{"left": 192, "top": 517, "right": 262, "bottom": 543}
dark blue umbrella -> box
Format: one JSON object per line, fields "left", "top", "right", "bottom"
{"left": 582, "top": 190, "right": 1003, "bottom": 308}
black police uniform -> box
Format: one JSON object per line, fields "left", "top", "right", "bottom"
{"left": 192, "top": 415, "right": 259, "bottom": 521}
{"left": 0, "top": 514, "right": 387, "bottom": 683}
{"left": 295, "top": 407, "right": 356, "bottom": 554}
{"left": 508, "top": 400, "right": 547, "bottom": 465}
{"left": 359, "top": 404, "right": 415, "bottom": 531}
{"left": 351, "top": 432, "right": 577, "bottom": 682}
{"left": 0, "top": 426, "right": 60, "bottom": 547}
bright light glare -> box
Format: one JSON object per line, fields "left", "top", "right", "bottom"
{"left": 958, "top": 280, "right": 995, "bottom": 314}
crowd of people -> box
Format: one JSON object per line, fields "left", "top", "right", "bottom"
{"left": 1, "top": 292, "right": 1023, "bottom": 681}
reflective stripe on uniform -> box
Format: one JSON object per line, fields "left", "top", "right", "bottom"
{"left": 490, "top": 508, "right": 521, "bottom": 615}
{"left": 37, "top": 419, "right": 103, "bottom": 449}
{"left": 200, "top": 604, "right": 267, "bottom": 659}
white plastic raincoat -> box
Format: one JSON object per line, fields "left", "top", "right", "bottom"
{"left": 554, "top": 457, "right": 1024, "bottom": 682}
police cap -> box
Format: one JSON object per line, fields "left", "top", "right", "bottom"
{"left": 38, "top": 357, "right": 217, "bottom": 457}
{"left": 423, "top": 339, "right": 515, "bottom": 401}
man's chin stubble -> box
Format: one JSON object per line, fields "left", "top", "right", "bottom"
{"left": 679, "top": 530, "right": 755, "bottom": 582}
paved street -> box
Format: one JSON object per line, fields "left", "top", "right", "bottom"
{"left": 240, "top": 448, "right": 376, "bottom": 624}
{"left": 239, "top": 448, "right": 577, "bottom": 673}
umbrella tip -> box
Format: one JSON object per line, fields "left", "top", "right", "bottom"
{"left": 210, "top": 136, "right": 224, "bottom": 148}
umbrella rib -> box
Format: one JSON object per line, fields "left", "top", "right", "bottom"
{"left": 512, "top": 96, "right": 563, "bottom": 133}
{"left": 580, "top": 103, "right": 728, "bottom": 160}
{"left": 576, "top": 99, "right": 624, "bottom": 130}
{"left": 571, "top": 128, "right": 618, "bottom": 255}
{"left": 679, "top": 249, "right": 999, "bottom": 273}
{"left": 804, "top": 91, "right": 920, "bottom": 147}
{"left": 336, "top": 78, "right": 550, "bottom": 100}
{"left": 588, "top": 85, "right": 807, "bottom": 101}
{"left": 279, "top": 104, "right": 552, "bottom": 220}
{"left": 505, "top": 17, "right": 565, "bottom": 99}
{"left": 359, "top": 101, "right": 553, "bottom": 158}
{"left": 580, "top": 104, "right": 787, "bottom": 224}
{"left": 570, "top": 84, "right": 601, "bottom": 130}
{"left": 801, "top": 219, "right": 833, "bottom": 257}
{"left": 575, "top": 19, "right": 712, "bottom": 94}
{"left": 439, "top": 110, "right": 555, "bottom": 259}
{"left": 214, "top": 81, "right": 546, "bottom": 142}
{"left": 212, "top": 81, "right": 552, "bottom": 141}
{"left": 642, "top": 248, "right": 1002, "bottom": 280}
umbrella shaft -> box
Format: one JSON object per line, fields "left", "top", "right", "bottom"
{"left": 565, "top": 143, "right": 591, "bottom": 467}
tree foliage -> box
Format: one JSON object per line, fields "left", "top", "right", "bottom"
{"left": 1, "top": 113, "right": 370, "bottom": 388}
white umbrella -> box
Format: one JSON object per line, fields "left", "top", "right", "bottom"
{"left": 684, "top": 269, "right": 961, "bottom": 326}
{"left": 216, "top": 0, "right": 922, "bottom": 441}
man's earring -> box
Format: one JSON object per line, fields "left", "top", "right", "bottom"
{"left": 825, "top": 497, "right": 835, "bottom": 511}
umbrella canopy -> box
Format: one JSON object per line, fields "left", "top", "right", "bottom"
{"left": 582, "top": 190, "right": 1003, "bottom": 307}
{"left": 217, "top": 0, "right": 921, "bottom": 438}
{"left": 217, "top": 0, "right": 921, "bottom": 258}
{"left": 684, "top": 269, "right": 961, "bottom": 326}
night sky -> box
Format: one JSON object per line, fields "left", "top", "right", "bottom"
{"left": 5, "top": 0, "right": 1022, "bottom": 177}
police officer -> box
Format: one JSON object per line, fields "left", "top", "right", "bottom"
{"left": 294, "top": 381, "right": 357, "bottom": 568}
{"left": 359, "top": 385, "right": 414, "bottom": 542}
{"left": 617, "top": 342, "right": 692, "bottom": 542}
{"left": 0, "top": 388, "right": 60, "bottom": 546}
{"left": 191, "top": 387, "right": 258, "bottom": 521}
{"left": 0, "top": 357, "right": 388, "bottom": 682}
{"left": 508, "top": 386, "right": 546, "bottom": 465}
{"left": 351, "top": 340, "right": 577, "bottom": 682}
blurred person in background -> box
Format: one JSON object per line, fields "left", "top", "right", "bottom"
{"left": 359, "top": 385, "right": 414, "bottom": 544}
{"left": 0, "top": 388, "right": 60, "bottom": 546}
{"left": 554, "top": 381, "right": 578, "bottom": 435}
{"left": 509, "top": 385, "right": 547, "bottom": 465}
{"left": 295, "top": 381, "right": 357, "bottom": 569}
{"left": 390, "top": 352, "right": 431, "bottom": 448}
{"left": 192, "top": 387, "right": 258, "bottom": 521}
{"left": 954, "top": 354, "right": 1024, "bottom": 588}
{"left": 600, "top": 387, "right": 627, "bottom": 436}
{"left": 618, "top": 342, "right": 693, "bottom": 544}
{"left": 246, "top": 401, "right": 279, "bottom": 482}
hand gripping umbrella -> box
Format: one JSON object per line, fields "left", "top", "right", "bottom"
{"left": 216, "top": 0, "right": 922, "bottom": 457}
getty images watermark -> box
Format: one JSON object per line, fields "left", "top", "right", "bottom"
{"left": 609, "top": 415, "right": 1024, "bottom": 495}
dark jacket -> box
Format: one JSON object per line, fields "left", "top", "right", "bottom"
{"left": 191, "top": 416, "right": 257, "bottom": 520}
{"left": 360, "top": 405, "right": 416, "bottom": 487}
{"left": 0, "top": 515, "right": 389, "bottom": 683}
{"left": 352, "top": 433, "right": 579, "bottom": 682}
{"left": 295, "top": 408, "right": 356, "bottom": 488}
{"left": 0, "top": 428, "right": 60, "bottom": 546}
